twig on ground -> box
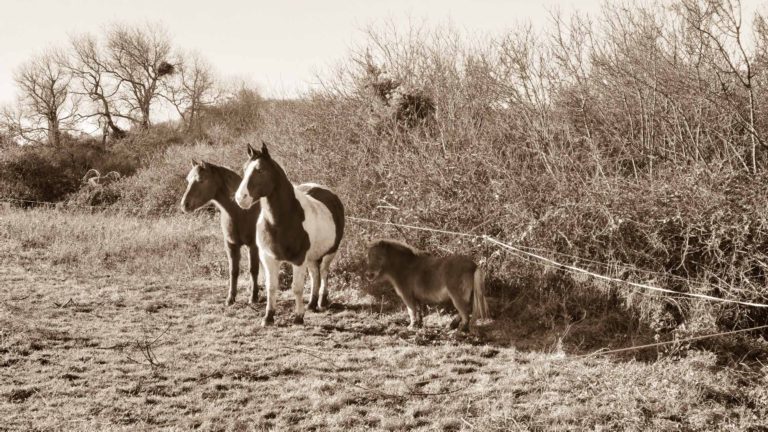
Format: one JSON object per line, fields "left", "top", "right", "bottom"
{"left": 123, "top": 323, "right": 173, "bottom": 368}
{"left": 53, "top": 298, "right": 74, "bottom": 308}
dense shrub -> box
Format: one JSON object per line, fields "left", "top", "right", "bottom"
{"left": 104, "top": 124, "right": 186, "bottom": 172}
{"left": 198, "top": 86, "right": 263, "bottom": 136}
{"left": 0, "top": 125, "right": 189, "bottom": 206}
{"left": 0, "top": 139, "right": 107, "bottom": 203}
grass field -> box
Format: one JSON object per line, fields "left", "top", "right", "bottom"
{"left": 2, "top": 208, "right": 768, "bottom": 431}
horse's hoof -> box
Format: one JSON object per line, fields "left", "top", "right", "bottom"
{"left": 307, "top": 299, "right": 319, "bottom": 312}
{"left": 448, "top": 317, "right": 461, "bottom": 330}
{"left": 293, "top": 314, "right": 305, "bottom": 325}
{"left": 459, "top": 323, "right": 470, "bottom": 333}
{"left": 225, "top": 297, "right": 235, "bottom": 306}
{"left": 248, "top": 295, "right": 259, "bottom": 305}
{"left": 261, "top": 311, "right": 275, "bottom": 327}
{"left": 319, "top": 295, "right": 330, "bottom": 309}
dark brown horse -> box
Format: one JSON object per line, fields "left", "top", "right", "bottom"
{"left": 181, "top": 160, "right": 262, "bottom": 305}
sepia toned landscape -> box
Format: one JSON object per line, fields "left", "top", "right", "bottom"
{"left": 3, "top": 0, "right": 768, "bottom": 430}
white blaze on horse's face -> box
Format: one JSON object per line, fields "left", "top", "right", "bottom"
{"left": 235, "top": 160, "right": 259, "bottom": 209}
{"left": 186, "top": 166, "right": 201, "bottom": 184}
{"left": 181, "top": 166, "right": 203, "bottom": 212}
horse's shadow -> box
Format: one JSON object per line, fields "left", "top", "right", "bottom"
{"left": 246, "top": 289, "right": 649, "bottom": 353}
{"left": 238, "top": 265, "right": 768, "bottom": 365}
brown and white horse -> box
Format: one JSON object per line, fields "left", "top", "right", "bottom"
{"left": 235, "top": 142, "right": 344, "bottom": 326}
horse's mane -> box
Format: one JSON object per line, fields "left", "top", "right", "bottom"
{"left": 371, "top": 238, "right": 422, "bottom": 256}
{"left": 205, "top": 162, "right": 242, "bottom": 192}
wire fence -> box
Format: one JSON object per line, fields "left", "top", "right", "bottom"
{"left": 347, "top": 216, "right": 768, "bottom": 309}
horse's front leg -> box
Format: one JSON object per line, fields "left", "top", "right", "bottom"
{"left": 225, "top": 242, "right": 240, "bottom": 306}
{"left": 291, "top": 264, "right": 308, "bottom": 325}
{"left": 260, "top": 252, "right": 280, "bottom": 326}
{"left": 247, "top": 244, "right": 262, "bottom": 304}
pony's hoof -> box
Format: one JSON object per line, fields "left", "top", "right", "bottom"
{"left": 225, "top": 297, "right": 235, "bottom": 307}
{"left": 261, "top": 310, "right": 275, "bottom": 327}
{"left": 292, "top": 314, "right": 305, "bottom": 325}
{"left": 248, "top": 295, "right": 260, "bottom": 305}
{"left": 448, "top": 317, "right": 461, "bottom": 330}
{"left": 318, "top": 295, "right": 330, "bottom": 309}
{"left": 459, "top": 323, "right": 470, "bottom": 333}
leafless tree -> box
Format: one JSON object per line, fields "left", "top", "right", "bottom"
{"left": 68, "top": 34, "right": 126, "bottom": 143}
{"left": 162, "top": 51, "right": 220, "bottom": 132}
{"left": 104, "top": 22, "right": 175, "bottom": 129}
{"left": 0, "top": 114, "right": 13, "bottom": 147}
{"left": 679, "top": 0, "right": 765, "bottom": 173}
{"left": 11, "top": 48, "right": 78, "bottom": 146}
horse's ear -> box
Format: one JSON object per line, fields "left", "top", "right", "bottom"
{"left": 199, "top": 160, "right": 208, "bottom": 169}
{"left": 247, "top": 143, "right": 256, "bottom": 158}
{"left": 261, "top": 141, "right": 270, "bottom": 157}
{"left": 191, "top": 159, "right": 199, "bottom": 168}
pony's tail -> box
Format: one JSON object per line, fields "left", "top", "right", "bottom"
{"left": 472, "top": 265, "right": 490, "bottom": 320}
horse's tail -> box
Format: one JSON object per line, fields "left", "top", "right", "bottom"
{"left": 472, "top": 264, "right": 490, "bottom": 320}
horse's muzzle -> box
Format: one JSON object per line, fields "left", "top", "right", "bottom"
{"left": 235, "top": 194, "right": 254, "bottom": 209}
{"left": 180, "top": 199, "right": 192, "bottom": 214}
{"left": 365, "top": 270, "right": 380, "bottom": 282}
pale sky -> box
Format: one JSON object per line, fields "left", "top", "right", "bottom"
{"left": 0, "top": 0, "right": 763, "bottom": 105}
{"left": 0, "top": 0, "right": 608, "bottom": 105}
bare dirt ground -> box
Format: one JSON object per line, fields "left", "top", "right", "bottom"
{"left": 2, "top": 211, "right": 768, "bottom": 431}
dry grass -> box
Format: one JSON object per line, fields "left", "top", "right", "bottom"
{"left": 0, "top": 208, "right": 222, "bottom": 277}
{"left": 2, "top": 208, "right": 768, "bottom": 431}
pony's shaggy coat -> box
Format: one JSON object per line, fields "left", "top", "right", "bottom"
{"left": 366, "top": 239, "right": 489, "bottom": 331}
